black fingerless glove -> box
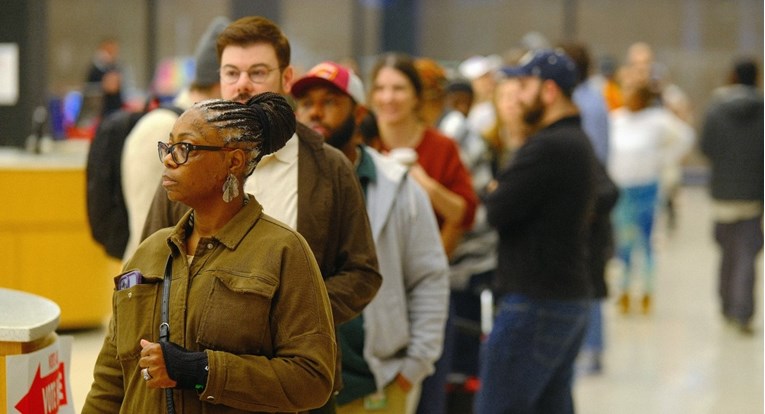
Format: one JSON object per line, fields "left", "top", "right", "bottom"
{"left": 159, "top": 341, "right": 209, "bottom": 392}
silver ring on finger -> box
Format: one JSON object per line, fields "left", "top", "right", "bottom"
{"left": 142, "top": 367, "right": 152, "bottom": 381}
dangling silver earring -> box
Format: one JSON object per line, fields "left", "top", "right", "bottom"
{"left": 222, "top": 173, "right": 240, "bottom": 203}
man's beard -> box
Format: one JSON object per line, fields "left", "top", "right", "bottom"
{"left": 326, "top": 113, "right": 357, "bottom": 150}
{"left": 521, "top": 88, "right": 545, "bottom": 129}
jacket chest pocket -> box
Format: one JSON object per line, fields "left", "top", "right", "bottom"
{"left": 197, "top": 272, "right": 276, "bottom": 354}
{"left": 113, "top": 283, "right": 160, "bottom": 360}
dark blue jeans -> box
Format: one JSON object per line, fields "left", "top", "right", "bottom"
{"left": 581, "top": 299, "right": 603, "bottom": 353}
{"left": 474, "top": 295, "right": 591, "bottom": 414}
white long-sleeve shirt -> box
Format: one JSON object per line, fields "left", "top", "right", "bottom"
{"left": 608, "top": 106, "right": 694, "bottom": 188}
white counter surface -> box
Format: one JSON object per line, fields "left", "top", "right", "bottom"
{"left": 0, "top": 140, "right": 89, "bottom": 170}
{"left": 0, "top": 288, "right": 61, "bottom": 342}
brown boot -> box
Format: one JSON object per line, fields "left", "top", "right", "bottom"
{"left": 641, "top": 294, "right": 652, "bottom": 314}
{"left": 618, "top": 293, "right": 630, "bottom": 314}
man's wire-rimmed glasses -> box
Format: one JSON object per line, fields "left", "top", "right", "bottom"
{"left": 219, "top": 65, "right": 279, "bottom": 84}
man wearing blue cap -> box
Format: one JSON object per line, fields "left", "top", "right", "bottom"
{"left": 476, "top": 49, "right": 598, "bottom": 413}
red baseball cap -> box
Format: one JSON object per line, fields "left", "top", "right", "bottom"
{"left": 292, "top": 61, "right": 366, "bottom": 105}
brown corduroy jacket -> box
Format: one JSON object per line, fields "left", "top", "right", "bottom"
{"left": 82, "top": 197, "right": 336, "bottom": 413}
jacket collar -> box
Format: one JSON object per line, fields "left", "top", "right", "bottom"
{"left": 356, "top": 145, "right": 377, "bottom": 197}
{"left": 545, "top": 114, "right": 582, "bottom": 130}
{"left": 296, "top": 122, "right": 324, "bottom": 151}
{"left": 166, "top": 195, "right": 264, "bottom": 254}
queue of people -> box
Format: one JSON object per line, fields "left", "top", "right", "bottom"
{"left": 81, "top": 14, "right": 761, "bottom": 414}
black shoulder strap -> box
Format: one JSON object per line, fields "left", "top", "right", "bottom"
{"left": 160, "top": 255, "right": 172, "bottom": 342}
{"left": 161, "top": 254, "right": 175, "bottom": 413}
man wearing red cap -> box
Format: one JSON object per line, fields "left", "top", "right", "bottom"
{"left": 292, "top": 61, "right": 450, "bottom": 414}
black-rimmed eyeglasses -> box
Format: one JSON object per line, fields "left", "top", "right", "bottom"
{"left": 157, "top": 141, "right": 235, "bottom": 165}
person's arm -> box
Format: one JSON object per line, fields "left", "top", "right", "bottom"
{"left": 410, "top": 140, "right": 478, "bottom": 257}
{"left": 397, "top": 177, "right": 450, "bottom": 387}
{"left": 662, "top": 110, "right": 696, "bottom": 167}
{"left": 140, "top": 181, "right": 190, "bottom": 241}
{"left": 440, "top": 222, "right": 465, "bottom": 260}
{"left": 122, "top": 110, "right": 180, "bottom": 260}
{"left": 409, "top": 164, "right": 467, "bottom": 225}
{"left": 408, "top": 164, "right": 467, "bottom": 257}
{"left": 593, "top": 159, "right": 620, "bottom": 218}
{"left": 573, "top": 82, "right": 611, "bottom": 165}
{"left": 698, "top": 108, "right": 719, "bottom": 161}
{"left": 484, "top": 139, "right": 550, "bottom": 231}
{"left": 81, "top": 317, "right": 125, "bottom": 413}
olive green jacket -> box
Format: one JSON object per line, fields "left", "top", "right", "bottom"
{"left": 83, "top": 197, "right": 336, "bottom": 413}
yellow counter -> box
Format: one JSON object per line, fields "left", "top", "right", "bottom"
{"left": 0, "top": 143, "right": 116, "bottom": 329}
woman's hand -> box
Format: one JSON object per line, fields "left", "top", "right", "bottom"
{"left": 408, "top": 164, "right": 466, "bottom": 226}
{"left": 486, "top": 179, "right": 498, "bottom": 194}
{"left": 395, "top": 373, "right": 412, "bottom": 393}
{"left": 407, "top": 163, "right": 432, "bottom": 190}
{"left": 139, "top": 339, "right": 177, "bottom": 389}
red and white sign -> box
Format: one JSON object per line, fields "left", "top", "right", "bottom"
{"left": 6, "top": 335, "right": 74, "bottom": 414}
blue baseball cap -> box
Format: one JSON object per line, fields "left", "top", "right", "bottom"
{"left": 500, "top": 49, "right": 578, "bottom": 94}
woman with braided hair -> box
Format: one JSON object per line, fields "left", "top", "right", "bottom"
{"left": 83, "top": 92, "right": 337, "bottom": 413}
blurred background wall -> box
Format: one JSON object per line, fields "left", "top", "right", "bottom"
{"left": 0, "top": 0, "right": 761, "bottom": 147}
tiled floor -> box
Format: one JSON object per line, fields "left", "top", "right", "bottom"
{"left": 573, "top": 185, "right": 763, "bottom": 414}
{"left": 67, "top": 326, "right": 105, "bottom": 412}
{"left": 63, "top": 185, "right": 763, "bottom": 413}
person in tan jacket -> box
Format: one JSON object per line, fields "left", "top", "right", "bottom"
{"left": 82, "top": 93, "right": 336, "bottom": 413}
